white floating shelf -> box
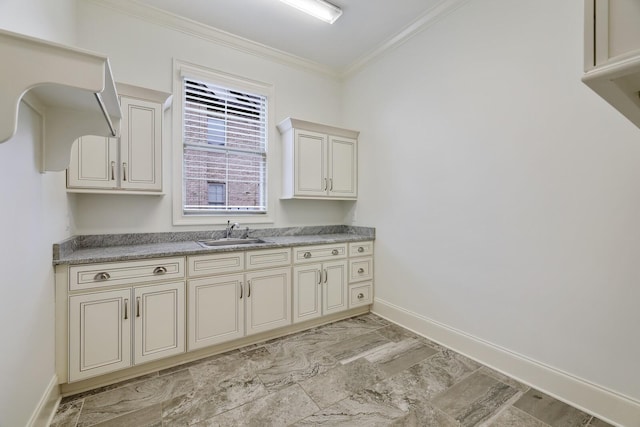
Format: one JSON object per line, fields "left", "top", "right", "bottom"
{"left": 0, "top": 29, "right": 122, "bottom": 171}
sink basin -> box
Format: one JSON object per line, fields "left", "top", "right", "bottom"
{"left": 197, "top": 238, "right": 265, "bottom": 248}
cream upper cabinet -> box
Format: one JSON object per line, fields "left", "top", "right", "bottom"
{"left": 583, "top": 0, "right": 640, "bottom": 129}
{"left": 278, "top": 117, "right": 358, "bottom": 200}
{"left": 119, "top": 96, "right": 163, "bottom": 191}
{"left": 66, "top": 83, "right": 171, "bottom": 194}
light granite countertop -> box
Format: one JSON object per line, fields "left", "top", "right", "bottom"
{"left": 53, "top": 226, "right": 375, "bottom": 265}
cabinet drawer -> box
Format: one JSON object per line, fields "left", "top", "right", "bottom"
{"left": 293, "top": 244, "right": 347, "bottom": 264}
{"left": 349, "top": 241, "right": 374, "bottom": 257}
{"left": 69, "top": 257, "right": 185, "bottom": 291}
{"left": 349, "top": 257, "right": 373, "bottom": 283}
{"left": 188, "top": 252, "right": 244, "bottom": 278}
{"left": 349, "top": 282, "right": 373, "bottom": 308}
{"left": 246, "top": 248, "right": 292, "bottom": 270}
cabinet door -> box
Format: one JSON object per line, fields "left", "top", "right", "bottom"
{"left": 67, "top": 135, "right": 118, "bottom": 189}
{"left": 592, "top": 0, "right": 640, "bottom": 67}
{"left": 328, "top": 136, "right": 357, "bottom": 198}
{"left": 187, "top": 274, "right": 244, "bottom": 350}
{"left": 246, "top": 267, "right": 291, "bottom": 335}
{"left": 120, "top": 97, "right": 162, "bottom": 191}
{"left": 322, "top": 260, "right": 348, "bottom": 315}
{"left": 294, "top": 129, "right": 327, "bottom": 196}
{"left": 293, "top": 263, "right": 322, "bottom": 323}
{"left": 133, "top": 282, "right": 185, "bottom": 364}
{"left": 68, "top": 289, "right": 131, "bottom": 382}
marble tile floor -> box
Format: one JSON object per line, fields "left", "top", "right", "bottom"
{"left": 51, "top": 314, "right": 614, "bottom": 427}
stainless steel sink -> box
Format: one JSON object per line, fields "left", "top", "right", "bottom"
{"left": 197, "top": 238, "right": 265, "bottom": 248}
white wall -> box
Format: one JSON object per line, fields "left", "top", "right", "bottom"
{"left": 72, "top": 1, "right": 351, "bottom": 234}
{"left": 344, "top": 0, "right": 640, "bottom": 403}
{"left": 0, "top": 0, "right": 76, "bottom": 45}
{"left": 0, "top": 2, "right": 76, "bottom": 425}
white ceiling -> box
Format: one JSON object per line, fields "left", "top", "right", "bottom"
{"left": 133, "top": 0, "right": 445, "bottom": 73}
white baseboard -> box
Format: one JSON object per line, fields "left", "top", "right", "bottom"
{"left": 372, "top": 298, "right": 640, "bottom": 427}
{"left": 26, "top": 375, "right": 60, "bottom": 427}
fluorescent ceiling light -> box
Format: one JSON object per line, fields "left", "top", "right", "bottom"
{"left": 279, "top": 0, "right": 343, "bottom": 24}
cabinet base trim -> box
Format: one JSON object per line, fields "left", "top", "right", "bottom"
{"left": 372, "top": 298, "right": 640, "bottom": 427}
{"left": 59, "top": 306, "right": 369, "bottom": 397}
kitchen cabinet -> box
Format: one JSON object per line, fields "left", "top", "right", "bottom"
{"left": 292, "top": 244, "right": 349, "bottom": 323}
{"left": 56, "top": 240, "right": 372, "bottom": 388}
{"left": 277, "top": 117, "right": 359, "bottom": 199}
{"left": 67, "top": 83, "right": 171, "bottom": 193}
{"left": 65, "top": 257, "right": 186, "bottom": 382}
{"left": 133, "top": 282, "right": 185, "bottom": 365}
{"left": 68, "top": 281, "right": 185, "bottom": 381}
{"left": 187, "top": 248, "right": 291, "bottom": 351}
{"left": 68, "top": 289, "right": 131, "bottom": 381}
{"left": 188, "top": 273, "right": 245, "bottom": 350}
{"left": 582, "top": 0, "right": 640, "bottom": 129}
{"left": 347, "top": 242, "right": 374, "bottom": 308}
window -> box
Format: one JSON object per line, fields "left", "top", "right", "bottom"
{"left": 182, "top": 76, "right": 267, "bottom": 214}
{"left": 207, "top": 182, "right": 226, "bottom": 206}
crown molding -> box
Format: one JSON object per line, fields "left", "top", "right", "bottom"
{"left": 83, "top": 0, "right": 339, "bottom": 78}
{"left": 83, "top": 0, "right": 471, "bottom": 81}
{"left": 341, "top": 0, "right": 472, "bottom": 78}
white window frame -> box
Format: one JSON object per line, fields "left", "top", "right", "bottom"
{"left": 172, "top": 60, "right": 276, "bottom": 225}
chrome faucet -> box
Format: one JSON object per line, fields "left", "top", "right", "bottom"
{"left": 225, "top": 221, "right": 240, "bottom": 238}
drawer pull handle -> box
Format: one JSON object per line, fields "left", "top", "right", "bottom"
{"left": 317, "top": 271, "right": 322, "bottom": 285}
{"left": 136, "top": 297, "right": 141, "bottom": 318}
{"left": 124, "top": 298, "right": 129, "bottom": 320}
{"left": 324, "top": 269, "right": 328, "bottom": 283}
{"left": 240, "top": 282, "right": 243, "bottom": 299}
{"left": 358, "top": 246, "right": 365, "bottom": 253}
{"left": 357, "top": 293, "right": 365, "bottom": 300}
{"left": 331, "top": 249, "right": 339, "bottom": 256}
{"left": 358, "top": 268, "right": 365, "bottom": 274}
{"left": 247, "top": 280, "right": 251, "bottom": 298}
{"left": 153, "top": 266, "right": 167, "bottom": 275}
{"left": 94, "top": 272, "right": 110, "bottom": 281}
{"left": 303, "top": 252, "right": 312, "bottom": 259}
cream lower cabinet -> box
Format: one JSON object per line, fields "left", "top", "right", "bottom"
{"left": 293, "top": 260, "right": 348, "bottom": 323}
{"left": 292, "top": 243, "right": 350, "bottom": 323}
{"left": 187, "top": 248, "right": 292, "bottom": 351}
{"left": 69, "top": 289, "right": 132, "bottom": 381}
{"left": 68, "top": 281, "right": 185, "bottom": 382}
{"left": 187, "top": 274, "right": 245, "bottom": 350}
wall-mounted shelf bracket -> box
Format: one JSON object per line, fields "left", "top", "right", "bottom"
{"left": 0, "top": 29, "right": 122, "bottom": 171}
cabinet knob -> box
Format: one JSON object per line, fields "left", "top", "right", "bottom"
{"left": 331, "top": 249, "right": 339, "bottom": 255}
{"left": 153, "top": 266, "right": 167, "bottom": 275}
{"left": 358, "top": 268, "right": 365, "bottom": 274}
{"left": 357, "top": 246, "right": 365, "bottom": 253}
{"left": 357, "top": 293, "right": 365, "bottom": 300}
{"left": 303, "top": 251, "right": 312, "bottom": 259}
{"left": 94, "top": 272, "right": 110, "bottom": 281}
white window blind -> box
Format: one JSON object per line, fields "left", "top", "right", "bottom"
{"left": 183, "top": 78, "right": 267, "bottom": 214}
